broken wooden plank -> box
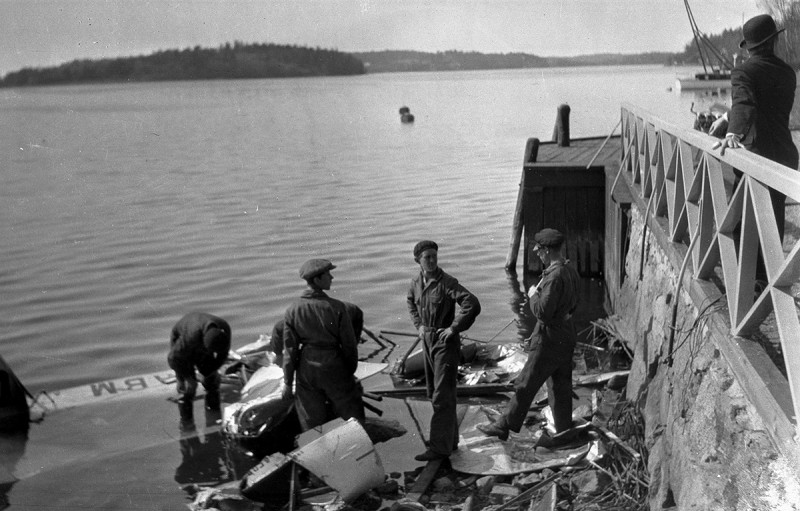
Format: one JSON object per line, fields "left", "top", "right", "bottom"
{"left": 371, "top": 383, "right": 513, "bottom": 398}
{"left": 529, "top": 481, "right": 557, "bottom": 511}
{"left": 406, "top": 458, "right": 444, "bottom": 502}
{"left": 596, "top": 425, "right": 641, "bottom": 460}
{"left": 493, "top": 472, "right": 561, "bottom": 511}
{"left": 574, "top": 370, "right": 629, "bottom": 386}
{"left": 405, "top": 405, "right": 469, "bottom": 502}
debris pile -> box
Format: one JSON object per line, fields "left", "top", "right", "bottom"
{"left": 186, "top": 384, "right": 648, "bottom": 511}
{"left": 386, "top": 396, "right": 648, "bottom": 511}
{"left": 187, "top": 325, "right": 647, "bottom": 511}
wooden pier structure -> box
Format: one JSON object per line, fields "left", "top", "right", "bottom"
{"left": 507, "top": 102, "right": 799, "bottom": 457}
{"left": 505, "top": 106, "right": 622, "bottom": 341}
{"left": 505, "top": 133, "right": 621, "bottom": 276}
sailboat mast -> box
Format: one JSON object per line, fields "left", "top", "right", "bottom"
{"left": 684, "top": 0, "right": 710, "bottom": 74}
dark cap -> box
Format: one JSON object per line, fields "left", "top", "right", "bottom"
{"left": 533, "top": 228, "right": 564, "bottom": 250}
{"left": 413, "top": 240, "right": 438, "bottom": 260}
{"left": 740, "top": 14, "right": 784, "bottom": 50}
{"left": 299, "top": 259, "right": 336, "bottom": 280}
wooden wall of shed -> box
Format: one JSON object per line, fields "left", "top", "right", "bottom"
{"left": 521, "top": 164, "right": 605, "bottom": 278}
{"left": 520, "top": 163, "right": 607, "bottom": 341}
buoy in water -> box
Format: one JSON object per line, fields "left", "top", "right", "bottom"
{"left": 399, "top": 106, "right": 415, "bottom": 124}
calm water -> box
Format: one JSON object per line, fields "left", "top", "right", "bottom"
{"left": 1, "top": 65, "right": 726, "bottom": 391}
{"left": 0, "top": 65, "right": 726, "bottom": 509}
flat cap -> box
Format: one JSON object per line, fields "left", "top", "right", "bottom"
{"left": 299, "top": 259, "right": 336, "bottom": 280}
{"left": 533, "top": 228, "right": 564, "bottom": 249}
{"left": 413, "top": 240, "right": 438, "bottom": 259}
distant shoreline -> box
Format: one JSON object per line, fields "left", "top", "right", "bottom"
{"left": 0, "top": 43, "right": 688, "bottom": 88}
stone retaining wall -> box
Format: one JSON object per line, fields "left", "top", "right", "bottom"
{"left": 609, "top": 205, "right": 799, "bottom": 510}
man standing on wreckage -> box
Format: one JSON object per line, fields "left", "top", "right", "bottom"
{"left": 478, "top": 228, "right": 580, "bottom": 445}
{"left": 281, "top": 258, "right": 365, "bottom": 431}
{"left": 407, "top": 240, "right": 481, "bottom": 462}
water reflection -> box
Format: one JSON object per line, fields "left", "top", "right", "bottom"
{"left": 0, "top": 431, "right": 27, "bottom": 511}
{"left": 505, "top": 270, "right": 535, "bottom": 344}
{"left": 175, "top": 409, "right": 229, "bottom": 487}
{"left": 174, "top": 405, "right": 257, "bottom": 496}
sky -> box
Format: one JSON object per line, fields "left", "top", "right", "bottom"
{"left": 0, "top": 0, "right": 765, "bottom": 76}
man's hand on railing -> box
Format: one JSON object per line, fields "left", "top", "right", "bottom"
{"left": 712, "top": 133, "right": 744, "bottom": 156}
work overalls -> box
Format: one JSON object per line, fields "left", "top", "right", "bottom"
{"left": 407, "top": 268, "right": 480, "bottom": 457}
{"left": 284, "top": 290, "right": 364, "bottom": 431}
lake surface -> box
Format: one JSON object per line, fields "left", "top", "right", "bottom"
{"left": 0, "top": 65, "right": 728, "bottom": 508}
{"left": 1, "top": 64, "right": 728, "bottom": 389}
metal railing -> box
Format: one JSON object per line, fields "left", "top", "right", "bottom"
{"left": 618, "top": 103, "right": 800, "bottom": 430}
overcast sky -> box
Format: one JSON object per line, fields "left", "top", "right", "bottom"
{"left": 0, "top": 0, "right": 764, "bottom": 76}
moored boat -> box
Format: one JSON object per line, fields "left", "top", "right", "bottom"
{"left": 675, "top": 71, "right": 731, "bottom": 91}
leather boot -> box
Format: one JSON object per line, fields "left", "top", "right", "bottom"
{"left": 178, "top": 398, "right": 194, "bottom": 429}
{"left": 204, "top": 391, "right": 220, "bottom": 411}
{"left": 477, "top": 422, "right": 510, "bottom": 441}
{"left": 202, "top": 371, "right": 221, "bottom": 411}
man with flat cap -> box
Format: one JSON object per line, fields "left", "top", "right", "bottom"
{"left": 478, "top": 228, "right": 580, "bottom": 444}
{"left": 407, "top": 240, "right": 481, "bottom": 461}
{"left": 168, "top": 312, "right": 232, "bottom": 425}
{"left": 711, "top": 14, "right": 798, "bottom": 247}
{"left": 281, "top": 258, "right": 364, "bottom": 431}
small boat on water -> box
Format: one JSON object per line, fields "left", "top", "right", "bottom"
{"left": 674, "top": 0, "right": 735, "bottom": 91}
{"left": 675, "top": 71, "right": 731, "bottom": 91}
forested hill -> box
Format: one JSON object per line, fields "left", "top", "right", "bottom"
{"left": 351, "top": 50, "right": 677, "bottom": 73}
{"left": 5, "top": 25, "right": 791, "bottom": 87}
{"left": 0, "top": 42, "right": 366, "bottom": 87}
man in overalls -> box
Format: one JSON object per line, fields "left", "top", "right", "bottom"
{"left": 407, "top": 240, "right": 481, "bottom": 461}
{"left": 281, "top": 259, "right": 364, "bottom": 431}
{"left": 478, "top": 228, "right": 580, "bottom": 443}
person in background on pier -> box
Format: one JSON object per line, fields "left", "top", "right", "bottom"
{"left": 478, "top": 229, "right": 580, "bottom": 444}
{"left": 281, "top": 259, "right": 364, "bottom": 431}
{"left": 711, "top": 13, "right": 798, "bottom": 247}
{"left": 168, "top": 312, "right": 232, "bottom": 426}
{"left": 407, "top": 240, "right": 481, "bottom": 461}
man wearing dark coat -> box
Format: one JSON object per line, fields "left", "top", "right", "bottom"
{"left": 168, "top": 312, "right": 232, "bottom": 423}
{"left": 712, "top": 14, "right": 799, "bottom": 243}
{"left": 271, "top": 302, "right": 362, "bottom": 369}
{"left": 478, "top": 229, "right": 580, "bottom": 443}
{"left": 281, "top": 258, "right": 364, "bottom": 431}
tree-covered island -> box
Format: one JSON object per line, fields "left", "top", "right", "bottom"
{"left": 0, "top": 42, "right": 366, "bottom": 87}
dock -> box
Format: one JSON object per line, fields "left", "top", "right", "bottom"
{"left": 532, "top": 135, "right": 621, "bottom": 167}
{"left": 505, "top": 117, "right": 622, "bottom": 337}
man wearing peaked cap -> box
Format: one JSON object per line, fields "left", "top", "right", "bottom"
{"left": 299, "top": 258, "right": 336, "bottom": 280}
{"left": 413, "top": 240, "right": 438, "bottom": 261}
{"left": 479, "top": 228, "right": 581, "bottom": 445}
{"left": 533, "top": 228, "right": 564, "bottom": 250}
{"left": 407, "top": 240, "right": 481, "bottom": 461}
{"left": 281, "top": 258, "right": 364, "bottom": 430}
